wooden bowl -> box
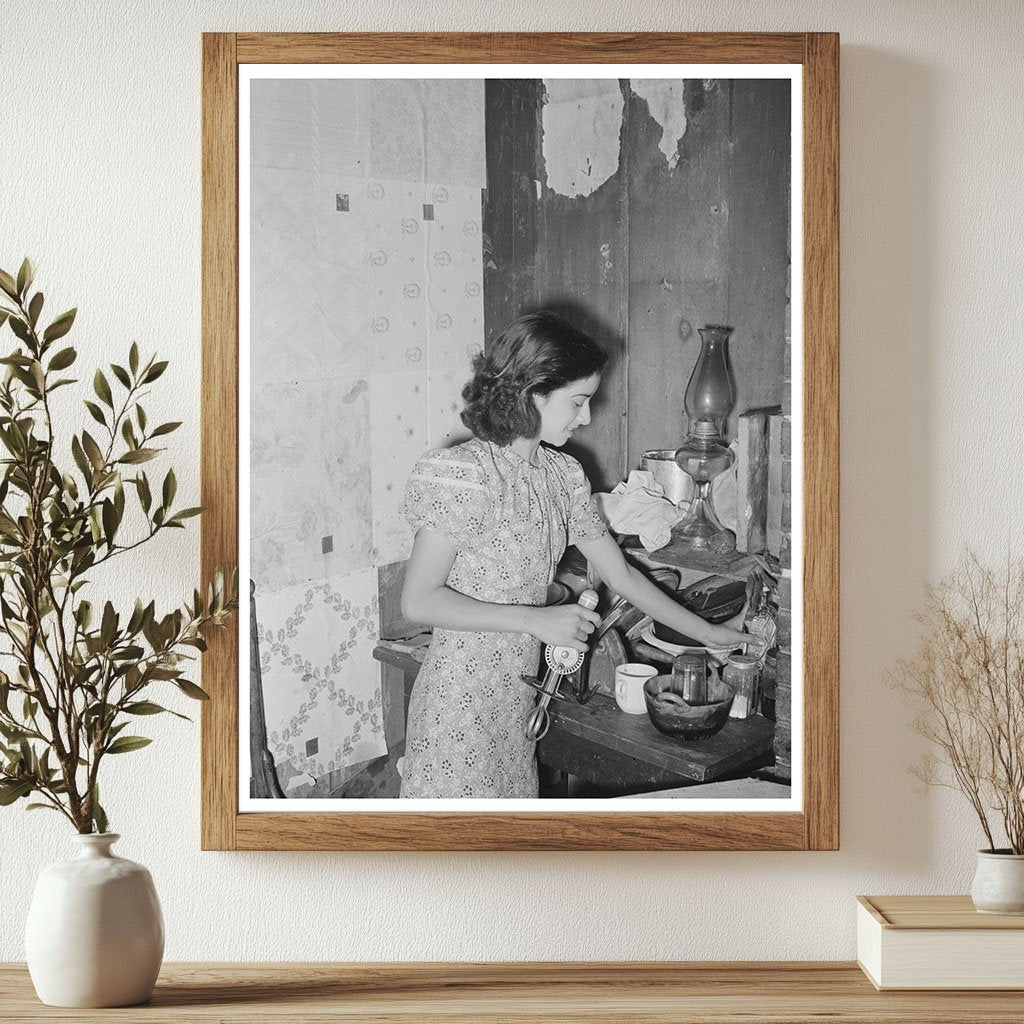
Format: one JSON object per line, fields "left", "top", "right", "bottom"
{"left": 643, "top": 673, "right": 734, "bottom": 740}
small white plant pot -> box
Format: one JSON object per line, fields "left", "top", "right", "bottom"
{"left": 25, "top": 833, "right": 164, "bottom": 1007}
{"left": 971, "top": 849, "right": 1024, "bottom": 915}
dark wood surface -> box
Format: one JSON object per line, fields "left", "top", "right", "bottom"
{"left": 3, "top": 962, "right": 1023, "bottom": 1022}
{"left": 373, "top": 646, "right": 774, "bottom": 792}
{"left": 542, "top": 691, "right": 774, "bottom": 788}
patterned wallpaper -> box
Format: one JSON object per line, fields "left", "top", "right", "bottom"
{"left": 250, "top": 79, "right": 483, "bottom": 789}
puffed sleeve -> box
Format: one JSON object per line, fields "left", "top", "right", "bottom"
{"left": 402, "top": 447, "right": 493, "bottom": 549}
{"left": 566, "top": 457, "right": 609, "bottom": 547}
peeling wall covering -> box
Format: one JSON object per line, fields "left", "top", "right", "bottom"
{"left": 630, "top": 79, "right": 689, "bottom": 168}
{"left": 250, "top": 79, "right": 482, "bottom": 788}
{"left": 541, "top": 79, "right": 624, "bottom": 198}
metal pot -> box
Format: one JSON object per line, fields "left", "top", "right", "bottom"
{"left": 640, "top": 449, "right": 694, "bottom": 507}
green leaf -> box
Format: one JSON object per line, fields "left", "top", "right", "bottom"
{"left": 121, "top": 418, "right": 137, "bottom": 450}
{"left": 175, "top": 679, "right": 210, "bottom": 701}
{"left": 91, "top": 785, "right": 108, "bottom": 834}
{"left": 126, "top": 598, "right": 145, "bottom": 635}
{"left": 100, "top": 601, "right": 117, "bottom": 647}
{"left": 101, "top": 498, "right": 116, "bottom": 547}
{"left": 149, "top": 421, "right": 181, "bottom": 438}
{"left": 47, "top": 346, "right": 76, "bottom": 371}
{"left": 110, "top": 363, "right": 131, "bottom": 389}
{"left": 8, "top": 317, "right": 32, "bottom": 345}
{"left": 105, "top": 735, "right": 152, "bottom": 755}
{"left": 93, "top": 369, "right": 113, "bottom": 408}
{"left": 113, "top": 475, "right": 125, "bottom": 523}
{"left": 124, "top": 700, "right": 171, "bottom": 716}
{"left": 81, "top": 431, "right": 105, "bottom": 472}
{"left": 83, "top": 400, "right": 106, "bottom": 427}
{"left": 142, "top": 360, "right": 168, "bottom": 384}
{"left": 27, "top": 292, "right": 43, "bottom": 329}
{"left": 42, "top": 308, "right": 76, "bottom": 344}
{"left": 168, "top": 507, "right": 203, "bottom": 524}
{"left": 16, "top": 258, "right": 34, "bottom": 299}
{"left": 0, "top": 779, "right": 33, "bottom": 805}
{"left": 0, "top": 269, "right": 18, "bottom": 300}
{"left": 136, "top": 473, "right": 152, "bottom": 513}
{"left": 71, "top": 435, "right": 92, "bottom": 482}
{"left": 26, "top": 802, "right": 61, "bottom": 813}
{"left": 136, "top": 404, "right": 147, "bottom": 432}
{"left": 162, "top": 468, "right": 176, "bottom": 509}
{"left": 129, "top": 342, "right": 139, "bottom": 376}
{"left": 118, "top": 448, "right": 158, "bottom": 465}
{"left": 77, "top": 599, "right": 94, "bottom": 631}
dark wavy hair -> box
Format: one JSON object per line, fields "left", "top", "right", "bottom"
{"left": 461, "top": 312, "right": 607, "bottom": 445}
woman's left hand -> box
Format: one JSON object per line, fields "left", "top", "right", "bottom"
{"left": 703, "top": 622, "right": 761, "bottom": 654}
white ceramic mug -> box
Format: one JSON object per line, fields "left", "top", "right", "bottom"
{"left": 614, "top": 663, "right": 658, "bottom": 715}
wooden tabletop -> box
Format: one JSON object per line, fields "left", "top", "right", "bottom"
{"left": 372, "top": 645, "right": 774, "bottom": 792}
{"left": 2, "top": 962, "right": 1023, "bottom": 1022}
{"left": 543, "top": 690, "right": 775, "bottom": 786}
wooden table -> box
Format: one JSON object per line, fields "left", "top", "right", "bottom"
{"left": 372, "top": 646, "right": 774, "bottom": 796}
{"left": 2, "top": 962, "right": 1022, "bottom": 1022}
{"left": 540, "top": 691, "right": 774, "bottom": 795}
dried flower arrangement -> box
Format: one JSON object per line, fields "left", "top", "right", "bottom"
{"left": 894, "top": 551, "right": 1023, "bottom": 854}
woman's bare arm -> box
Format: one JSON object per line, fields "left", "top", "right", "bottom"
{"left": 577, "top": 532, "right": 752, "bottom": 648}
{"left": 400, "top": 527, "right": 600, "bottom": 652}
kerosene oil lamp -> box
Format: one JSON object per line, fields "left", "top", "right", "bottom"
{"left": 672, "top": 324, "right": 736, "bottom": 554}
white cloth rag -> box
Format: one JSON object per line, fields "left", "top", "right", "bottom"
{"left": 594, "top": 449, "right": 739, "bottom": 553}
{"left": 595, "top": 471, "right": 682, "bottom": 552}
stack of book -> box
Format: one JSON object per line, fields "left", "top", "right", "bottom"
{"left": 857, "top": 895, "right": 1024, "bottom": 990}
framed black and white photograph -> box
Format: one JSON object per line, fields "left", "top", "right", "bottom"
{"left": 201, "top": 32, "right": 839, "bottom": 851}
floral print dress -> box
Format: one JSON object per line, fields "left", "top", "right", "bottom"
{"left": 400, "top": 438, "right": 608, "bottom": 798}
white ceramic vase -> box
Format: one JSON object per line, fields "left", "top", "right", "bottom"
{"left": 25, "top": 833, "right": 164, "bottom": 1007}
{"left": 970, "top": 849, "right": 1024, "bottom": 915}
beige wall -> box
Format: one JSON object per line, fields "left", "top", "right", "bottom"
{"left": 2, "top": 0, "right": 1022, "bottom": 961}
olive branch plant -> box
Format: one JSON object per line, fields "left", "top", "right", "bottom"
{"left": 894, "top": 551, "right": 1024, "bottom": 854}
{"left": 0, "top": 259, "right": 237, "bottom": 834}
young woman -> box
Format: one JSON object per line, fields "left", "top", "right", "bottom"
{"left": 399, "top": 311, "right": 751, "bottom": 798}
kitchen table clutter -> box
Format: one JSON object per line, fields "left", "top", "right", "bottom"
{"left": 373, "top": 320, "right": 793, "bottom": 800}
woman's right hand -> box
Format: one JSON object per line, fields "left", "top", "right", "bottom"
{"left": 526, "top": 604, "right": 602, "bottom": 653}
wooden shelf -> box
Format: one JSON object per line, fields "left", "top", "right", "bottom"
{"left": 2, "top": 962, "right": 1022, "bottom": 1022}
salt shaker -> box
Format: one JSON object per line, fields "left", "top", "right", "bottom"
{"left": 724, "top": 653, "right": 762, "bottom": 719}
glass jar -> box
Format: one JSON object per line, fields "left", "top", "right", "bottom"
{"left": 724, "top": 653, "right": 762, "bottom": 719}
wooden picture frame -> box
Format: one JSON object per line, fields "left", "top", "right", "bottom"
{"left": 201, "top": 32, "right": 839, "bottom": 851}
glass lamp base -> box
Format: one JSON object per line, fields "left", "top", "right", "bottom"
{"left": 672, "top": 495, "right": 736, "bottom": 554}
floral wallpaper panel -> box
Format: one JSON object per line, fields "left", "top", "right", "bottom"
{"left": 257, "top": 569, "right": 385, "bottom": 786}
{"left": 249, "top": 79, "right": 485, "bottom": 783}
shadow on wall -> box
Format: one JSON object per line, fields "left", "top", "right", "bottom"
{"left": 838, "top": 48, "right": 937, "bottom": 866}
